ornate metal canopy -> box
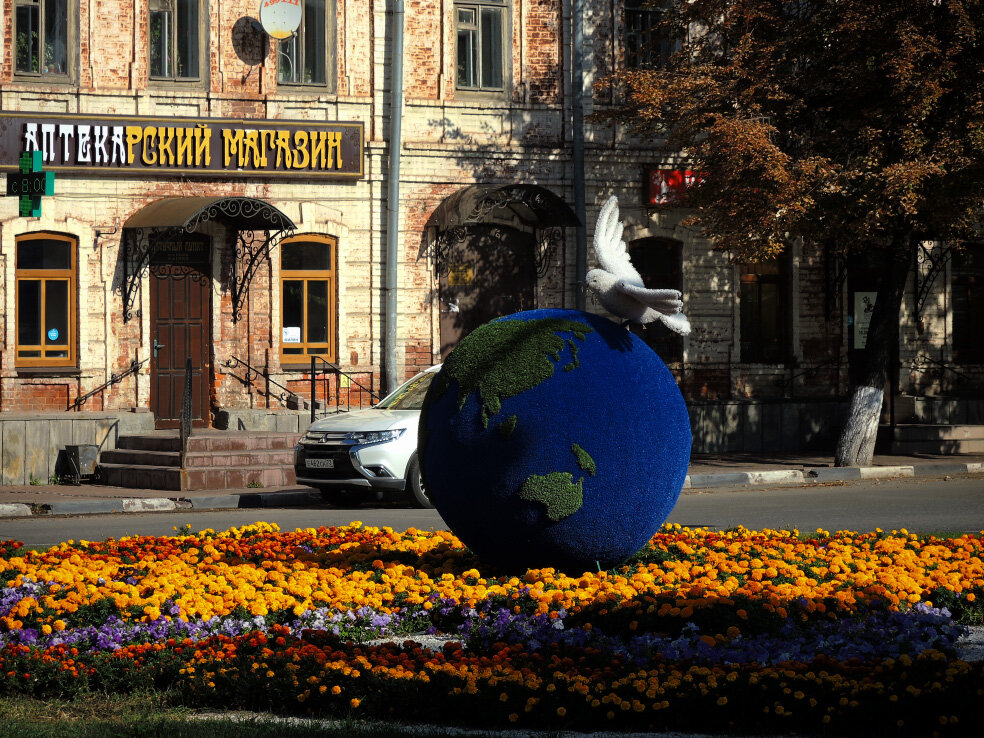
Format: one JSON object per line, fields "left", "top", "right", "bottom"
{"left": 423, "top": 184, "right": 580, "bottom": 277}
{"left": 120, "top": 197, "right": 295, "bottom": 322}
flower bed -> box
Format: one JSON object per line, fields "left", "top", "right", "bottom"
{"left": 1, "top": 522, "right": 982, "bottom": 735}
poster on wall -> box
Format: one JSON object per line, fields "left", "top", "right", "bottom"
{"left": 853, "top": 292, "right": 877, "bottom": 349}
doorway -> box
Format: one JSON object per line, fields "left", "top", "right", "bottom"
{"left": 438, "top": 225, "right": 536, "bottom": 358}
{"left": 149, "top": 235, "right": 212, "bottom": 429}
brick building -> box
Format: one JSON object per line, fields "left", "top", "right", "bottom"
{"left": 0, "top": 1, "right": 981, "bottom": 484}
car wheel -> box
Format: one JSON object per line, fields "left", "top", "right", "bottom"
{"left": 406, "top": 456, "right": 433, "bottom": 509}
{"left": 319, "top": 487, "right": 361, "bottom": 507}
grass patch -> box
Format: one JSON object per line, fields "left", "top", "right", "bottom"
{"left": 0, "top": 692, "right": 523, "bottom": 738}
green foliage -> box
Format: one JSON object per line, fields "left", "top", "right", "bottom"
{"left": 246, "top": 480, "right": 264, "bottom": 489}
{"left": 517, "top": 471, "right": 584, "bottom": 522}
{"left": 28, "top": 474, "right": 42, "bottom": 486}
{"left": 604, "top": 0, "right": 984, "bottom": 258}
{"left": 497, "top": 414, "right": 518, "bottom": 439}
{"left": 430, "top": 317, "right": 594, "bottom": 428}
{"left": 571, "top": 443, "right": 596, "bottom": 476}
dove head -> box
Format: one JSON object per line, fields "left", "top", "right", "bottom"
{"left": 585, "top": 268, "right": 616, "bottom": 294}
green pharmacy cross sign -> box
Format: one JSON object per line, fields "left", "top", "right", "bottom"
{"left": 6, "top": 151, "right": 54, "bottom": 217}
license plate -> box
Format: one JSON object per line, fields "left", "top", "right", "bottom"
{"left": 306, "top": 458, "right": 335, "bottom": 469}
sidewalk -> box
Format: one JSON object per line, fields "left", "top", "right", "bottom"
{"left": 1, "top": 451, "right": 982, "bottom": 518}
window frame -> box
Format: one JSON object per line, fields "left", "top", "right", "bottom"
{"left": 12, "top": 0, "right": 75, "bottom": 84}
{"left": 454, "top": 0, "right": 509, "bottom": 95}
{"left": 279, "top": 234, "right": 337, "bottom": 366}
{"left": 276, "top": 0, "right": 337, "bottom": 92}
{"left": 951, "top": 245, "right": 984, "bottom": 364}
{"left": 147, "top": 0, "right": 208, "bottom": 86}
{"left": 623, "top": 0, "right": 679, "bottom": 71}
{"left": 738, "top": 250, "right": 792, "bottom": 365}
{"left": 14, "top": 231, "right": 78, "bottom": 370}
{"left": 627, "top": 236, "right": 685, "bottom": 363}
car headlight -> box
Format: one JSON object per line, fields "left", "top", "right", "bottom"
{"left": 344, "top": 429, "right": 405, "bottom": 445}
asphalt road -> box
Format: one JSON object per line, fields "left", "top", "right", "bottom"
{"left": 1, "top": 474, "right": 982, "bottom": 549}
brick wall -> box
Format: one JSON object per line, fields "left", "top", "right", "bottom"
{"left": 0, "top": 0, "right": 969, "bottom": 427}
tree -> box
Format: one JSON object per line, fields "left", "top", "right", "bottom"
{"left": 602, "top": 0, "right": 984, "bottom": 465}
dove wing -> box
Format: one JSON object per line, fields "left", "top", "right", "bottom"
{"left": 616, "top": 280, "right": 684, "bottom": 313}
{"left": 593, "top": 196, "right": 643, "bottom": 283}
{"left": 657, "top": 311, "right": 692, "bottom": 336}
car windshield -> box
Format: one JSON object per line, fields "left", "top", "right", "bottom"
{"left": 375, "top": 371, "right": 436, "bottom": 410}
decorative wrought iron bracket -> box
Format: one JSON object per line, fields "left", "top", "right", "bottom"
{"left": 535, "top": 227, "right": 562, "bottom": 277}
{"left": 230, "top": 228, "right": 292, "bottom": 323}
{"left": 914, "top": 242, "right": 954, "bottom": 316}
{"left": 425, "top": 226, "right": 469, "bottom": 276}
{"left": 121, "top": 227, "right": 163, "bottom": 322}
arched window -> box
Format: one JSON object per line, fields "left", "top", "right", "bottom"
{"left": 15, "top": 231, "right": 77, "bottom": 368}
{"left": 279, "top": 234, "right": 337, "bottom": 365}
{"left": 739, "top": 248, "right": 792, "bottom": 364}
{"left": 627, "top": 237, "right": 683, "bottom": 363}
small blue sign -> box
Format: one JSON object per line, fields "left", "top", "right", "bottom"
{"left": 47, "top": 328, "right": 59, "bottom": 341}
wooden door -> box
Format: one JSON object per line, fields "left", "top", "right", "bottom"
{"left": 150, "top": 250, "right": 211, "bottom": 429}
{"left": 439, "top": 225, "right": 536, "bottom": 359}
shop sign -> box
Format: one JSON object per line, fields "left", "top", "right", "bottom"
{"left": 5, "top": 150, "right": 54, "bottom": 217}
{"left": 649, "top": 169, "right": 702, "bottom": 205}
{"left": 0, "top": 112, "right": 364, "bottom": 179}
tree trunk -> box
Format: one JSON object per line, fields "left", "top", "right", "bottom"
{"left": 834, "top": 234, "right": 914, "bottom": 467}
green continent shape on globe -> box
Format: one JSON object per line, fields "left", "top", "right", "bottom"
{"left": 517, "top": 445, "right": 596, "bottom": 522}
{"left": 517, "top": 472, "right": 584, "bottom": 522}
{"left": 432, "top": 317, "right": 594, "bottom": 428}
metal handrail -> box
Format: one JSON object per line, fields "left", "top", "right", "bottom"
{"left": 910, "top": 353, "right": 977, "bottom": 387}
{"left": 68, "top": 357, "right": 149, "bottom": 411}
{"left": 778, "top": 357, "right": 841, "bottom": 395}
{"left": 224, "top": 355, "right": 301, "bottom": 407}
{"left": 179, "top": 358, "right": 193, "bottom": 458}
{"left": 222, "top": 355, "right": 380, "bottom": 419}
{"left": 309, "top": 356, "right": 381, "bottom": 422}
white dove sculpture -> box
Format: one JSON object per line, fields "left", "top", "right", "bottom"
{"left": 585, "top": 196, "right": 692, "bottom": 336}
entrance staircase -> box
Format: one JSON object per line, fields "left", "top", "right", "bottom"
{"left": 97, "top": 431, "right": 300, "bottom": 491}
{"left": 877, "top": 424, "right": 984, "bottom": 455}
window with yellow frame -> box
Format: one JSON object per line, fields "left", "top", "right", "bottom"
{"left": 279, "top": 234, "right": 336, "bottom": 364}
{"left": 15, "top": 231, "right": 77, "bottom": 368}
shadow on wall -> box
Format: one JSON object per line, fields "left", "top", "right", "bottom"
{"left": 689, "top": 399, "right": 849, "bottom": 454}
{"left": 0, "top": 413, "right": 153, "bottom": 486}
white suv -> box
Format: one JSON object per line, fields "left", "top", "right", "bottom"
{"left": 293, "top": 365, "right": 440, "bottom": 508}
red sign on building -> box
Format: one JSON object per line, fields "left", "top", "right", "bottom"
{"left": 649, "top": 169, "right": 702, "bottom": 205}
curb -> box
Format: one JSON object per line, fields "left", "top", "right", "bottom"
{"left": 1, "top": 464, "right": 980, "bottom": 517}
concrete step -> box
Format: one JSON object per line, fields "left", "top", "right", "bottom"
{"left": 99, "top": 449, "right": 182, "bottom": 467}
{"left": 117, "top": 435, "right": 182, "bottom": 452}
{"left": 878, "top": 424, "right": 984, "bottom": 454}
{"left": 98, "top": 463, "right": 182, "bottom": 491}
{"left": 182, "top": 449, "right": 295, "bottom": 468}
{"left": 99, "top": 432, "right": 301, "bottom": 491}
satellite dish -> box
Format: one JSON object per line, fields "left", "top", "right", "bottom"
{"left": 259, "top": 0, "right": 303, "bottom": 40}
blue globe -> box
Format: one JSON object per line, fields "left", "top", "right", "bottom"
{"left": 418, "top": 308, "right": 691, "bottom": 572}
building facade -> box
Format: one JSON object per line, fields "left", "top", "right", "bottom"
{"left": 0, "top": 0, "right": 981, "bottom": 484}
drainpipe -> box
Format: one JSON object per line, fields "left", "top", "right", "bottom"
{"left": 572, "top": 0, "right": 587, "bottom": 310}
{"left": 384, "top": 0, "right": 405, "bottom": 395}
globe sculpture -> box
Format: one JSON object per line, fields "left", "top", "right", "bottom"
{"left": 418, "top": 308, "right": 692, "bottom": 572}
